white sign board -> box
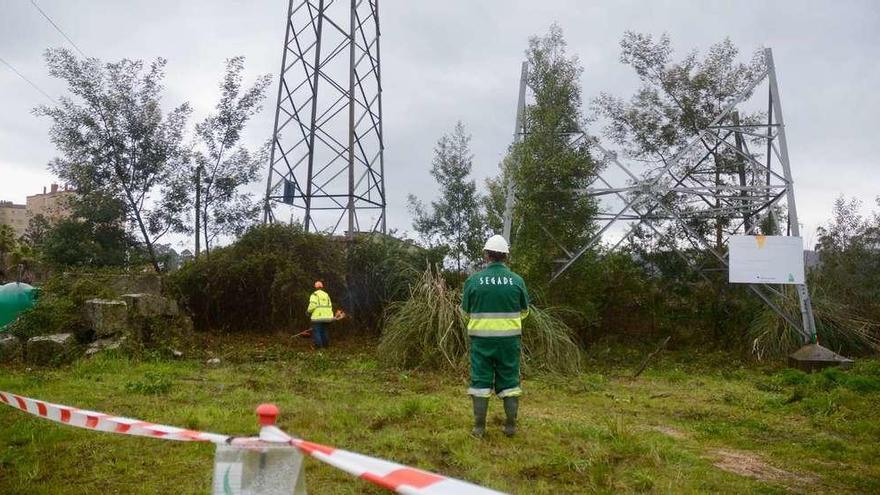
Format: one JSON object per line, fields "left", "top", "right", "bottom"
{"left": 729, "top": 235, "right": 805, "bottom": 284}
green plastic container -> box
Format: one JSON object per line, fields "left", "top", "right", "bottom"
{"left": 0, "top": 282, "right": 38, "bottom": 330}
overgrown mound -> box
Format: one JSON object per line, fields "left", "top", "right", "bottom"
{"left": 7, "top": 271, "right": 118, "bottom": 341}
{"left": 167, "top": 225, "right": 439, "bottom": 333}
{"left": 167, "top": 224, "right": 344, "bottom": 332}
{"left": 379, "top": 269, "right": 582, "bottom": 374}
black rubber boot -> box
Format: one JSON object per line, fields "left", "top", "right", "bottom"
{"left": 502, "top": 396, "right": 518, "bottom": 437}
{"left": 471, "top": 396, "right": 489, "bottom": 438}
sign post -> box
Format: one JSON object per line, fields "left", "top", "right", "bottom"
{"left": 728, "top": 235, "right": 805, "bottom": 285}
{"left": 212, "top": 404, "right": 307, "bottom": 495}
{"left": 728, "top": 234, "right": 853, "bottom": 371}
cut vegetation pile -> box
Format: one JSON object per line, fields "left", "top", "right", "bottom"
{"left": 379, "top": 268, "right": 582, "bottom": 374}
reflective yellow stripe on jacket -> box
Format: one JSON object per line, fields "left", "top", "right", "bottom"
{"left": 466, "top": 312, "right": 524, "bottom": 337}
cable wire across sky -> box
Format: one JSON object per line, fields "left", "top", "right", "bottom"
{"left": 0, "top": 0, "right": 89, "bottom": 105}
{"left": 29, "top": 0, "right": 88, "bottom": 58}
{"left": 0, "top": 56, "right": 56, "bottom": 104}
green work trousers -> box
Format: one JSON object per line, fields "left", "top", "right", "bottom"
{"left": 468, "top": 336, "right": 522, "bottom": 398}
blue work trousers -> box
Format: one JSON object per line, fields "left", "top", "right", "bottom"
{"left": 311, "top": 321, "right": 329, "bottom": 348}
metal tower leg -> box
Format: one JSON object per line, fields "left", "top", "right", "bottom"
{"left": 765, "top": 48, "right": 817, "bottom": 344}
{"left": 501, "top": 61, "right": 528, "bottom": 242}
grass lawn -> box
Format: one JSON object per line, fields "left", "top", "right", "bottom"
{"left": 1, "top": 333, "right": 879, "bottom": 494}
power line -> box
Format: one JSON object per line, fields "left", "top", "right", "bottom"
{"left": 0, "top": 56, "right": 56, "bottom": 104}
{"left": 29, "top": 0, "right": 87, "bottom": 58}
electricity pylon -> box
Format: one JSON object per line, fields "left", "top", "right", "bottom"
{"left": 263, "top": 0, "right": 386, "bottom": 237}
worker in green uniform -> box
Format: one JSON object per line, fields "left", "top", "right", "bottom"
{"left": 307, "top": 281, "right": 335, "bottom": 348}
{"left": 461, "top": 234, "right": 529, "bottom": 438}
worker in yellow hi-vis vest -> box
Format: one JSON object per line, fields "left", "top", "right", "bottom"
{"left": 307, "top": 281, "right": 335, "bottom": 348}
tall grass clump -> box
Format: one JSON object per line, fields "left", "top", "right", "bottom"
{"left": 523, "top": 306, "right": 582, "bottom": 374}
{"left": 378, "top": 268, "right": 466, "bottom": 370}
{"left": 750, "top": 288, "right": 880, "bottom": 359}
{"left": 379, "top": 268, "right": 583, "bottom": 374}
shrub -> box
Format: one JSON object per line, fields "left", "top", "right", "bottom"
{"left": 167, "top": 226, "right": 441, "bottom": 333}
{"left": 345, "top": 233, "right": 443, "bottom": 332}
{"left": 8, "top": 270, "right": 118, "bottom": 341}
{"left": 167, "top": 224, "right": 345, "bottom": 332}
{"left": 8, "top": 297, "right": 81, "bottom": 341}
{"left": 750, "top": 287, "right": 880, "bottom": 359}
{"left": 378, "top": 268, "right": 464, "bottom": 369}
{"left": 522, "top": 306, "right": 582, "bottom": 374}
{"left": 551, "top": 248, "right": 760, "bottom": 351}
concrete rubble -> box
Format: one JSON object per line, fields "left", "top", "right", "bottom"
{"left": 25, "top": 333, "right": 77, "bottom": 365}
{"left": 0, "top": 334, "right": 22, "bottom": 362}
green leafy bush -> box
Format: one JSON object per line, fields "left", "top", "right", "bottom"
{"left": 167, "top": 226, "right": 440, "bottom": 334}
{"left": 167, "top": 224, "right": 345, "bottom": 332}
{"left": 344, "top": 233, "right": 442, "bottom": 332}
{"left": 8, "top": 270, "right": 118, "bottom": 341}
{"left": 8, "top": 297, "right": 80, "bottom": 341}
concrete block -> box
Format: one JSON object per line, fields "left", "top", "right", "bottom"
{"left": 0, "top": 334, "right": 22, "bottom": 362}
{"left": 84, "top": 299, "right": 128, "bottom": 338}
{"left": 26, "top": 333, "right": 78, "bottom": 365}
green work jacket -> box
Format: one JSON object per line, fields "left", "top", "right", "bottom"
{"left": 461, "top": 262, "right": 530, "bottom": 337}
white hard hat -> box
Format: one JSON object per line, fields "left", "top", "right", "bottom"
{"left": 483, "top": 234, "right": 510, "bottom": 254}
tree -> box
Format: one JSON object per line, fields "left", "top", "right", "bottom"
{"left": 482, "top": 164, "right": 509, "bottom": 235}
{"left": 169, "top": 57, "right": 271, "bottom": 256}
{"left": 41, "top": 193, "right": 135, "bottom": 268}
{"left": 814, "top": 196, "right": 880, "bottom": 323}
{"left": 408, "top": 122, "right": 486, "bottom": 271}
{"left": 594, "top": 33, "right": 765, "bottom": 250}
{"left": 504, "top": 25, "right": 601, "bottom": 288}
{"left": 21, "top": 214, "right": 51, "bottom": 248}
{"left": 36, "top": 48, "right": 191, "bottom": 273}
{"left": 0, "top": 224, "right": 16, "bottom": 276}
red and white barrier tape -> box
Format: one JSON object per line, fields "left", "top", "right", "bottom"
{"left": 288, "top": 437, "right": 504, "bottom": 495}
{"left": 0, "top": 390, "right": 231, "bottom": 443}
{"left": 0, "top": 391, "right": 506, "bottom": 495}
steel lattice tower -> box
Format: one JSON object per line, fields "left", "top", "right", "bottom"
{"left": 263, "top": 0, "right": 386, "bottom": 236}
{"left": 503, "top": 49, "right": 820, "bottom": 346}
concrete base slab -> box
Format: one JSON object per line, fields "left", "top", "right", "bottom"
{"left": 788, "top": 343, "right": 853, "bottom": 372}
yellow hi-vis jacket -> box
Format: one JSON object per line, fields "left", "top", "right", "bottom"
{"left": 307, "top": 289, "right": 334, "bottom": 322}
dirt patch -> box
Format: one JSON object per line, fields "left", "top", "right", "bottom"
{"left": 710, "top": 449, "right": 819, "bottom": 490}
{"left": 653, "top": 425, "right": 688, "bottom": 439}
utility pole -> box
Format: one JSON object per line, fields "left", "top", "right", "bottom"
{"left": 194, "top": 165, "right": 201, "bottom": 260}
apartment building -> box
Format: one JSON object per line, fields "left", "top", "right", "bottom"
{"left": 0, "top": 184, "right": 76, "bottom": 238}
{"left": 0, "top": 201, "right": 28, "bottom": 237}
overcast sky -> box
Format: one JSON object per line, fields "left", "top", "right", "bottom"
{"left": 1, "top": 0, "right": 877, "bottom": 251}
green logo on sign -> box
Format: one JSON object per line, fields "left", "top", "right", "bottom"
{"left": 224, "top": 466, "right": 234, "bottom": 495}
